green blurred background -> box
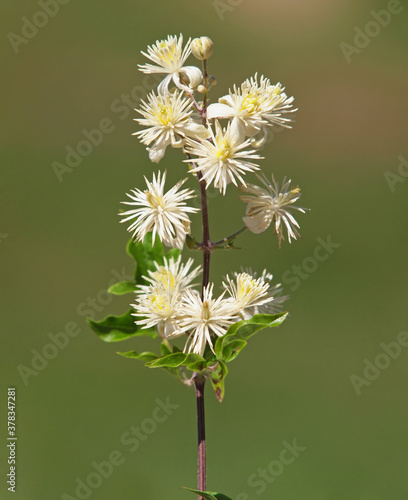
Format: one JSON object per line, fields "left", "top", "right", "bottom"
{"left": 1, "top": 0, "right": 408, "bottom": 498}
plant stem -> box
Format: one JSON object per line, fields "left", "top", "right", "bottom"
{"left": 212, "top": 226, "right": 248, "bottom": 248}
{"left": 194, "top": 146, "right": 210, "bottom": 500}
{"left": 194, "top": 375, "right": 206, "bottom": 496}
{"left": 201, "top": 59, "right": 208, "bottom": 124}
{"left": 194, "top": 57, "right": 211, "bottom": 499}
{"left": 198, "top": 172, "right": 211, "bottom": 291}
{"left": 199, "top": 57, "right": 211, "bottom": 292}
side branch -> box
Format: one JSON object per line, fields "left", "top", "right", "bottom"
{"left": 212, "top": 226, "right": 248, "bottom": 248}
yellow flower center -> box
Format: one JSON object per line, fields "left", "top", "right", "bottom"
{"left": 216, "top": 138, "right": 232, "bottom": 160}
{"left": 242, "top": 95, "right": 260, "bottom": 114}
{"left": 145, "top": 191, "right": 165, "bottom": 210}
{"left": 150, "top": 293, "right": 166, "bottom": 312}
{"left": 201, "top": 301, "right": 211, "bottom": 322}
{"left": 154, "top": 40, "right": 181, "bottom": 69}
{"left": 156, "top": 104, "right": 173, "bottom": 126}
{"left": 149, "top": 291, "right": 174, "bottom": 317}
{"left": 237, "top": 276, "right": 257, "bottom": 299}
{"left": 153, "top": 268, "right": 176, "bottom": 289}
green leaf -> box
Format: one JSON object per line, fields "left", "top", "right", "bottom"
{"left": 147, "top": 352, "right": 206, "bottom": 369}
{"left": 220, "top": 338, "right": 247, "bottom": 363}
{"left": 186, "top": 234, "right": 199, "bottom": 250}
{"left": 229, "top": 312, "right": 288, "bottom": 339}
{"left": 107, "top": 280, "right": 136, "bottom": 295}
{"left": 178, "top": 353, "right": 206, "bottom": 369}
{"left": 126, "top": 233, "right": 181, "bottom": 284}
{"left": 118, "top": 350, "right": 182, "bottom": 379}
{"left": 160, "top": 341, "right": 173, "bottom": 356}
{"left": 147, "top": 352, "right": 187, "bottom": 368}
{"left": 136, "top": 233, "right": 164, "bottom": 284}
{"left": 117, "top": 351, "right": 158, "bottom": 362}
{"left": 215, "top": 312, "right": 288, "bottom": 361}
{"left": 87, "top": 310, "right": 157, "bottom": 342}
{"left": 165, "top": 248, "right": 181, "bottom": 260}
{"left": 126, "top": 238, "right": 139, "bottom": 262}
{"left": 182, "top": 487, "right": 233, "bottom": 500}
{"left": 187, "top": 358, "right": 208, "bottom": 372}
{"left": 126, "top": 233, "right": 165, "bottom": 284}
{"left": 209, "top": 361, "right": 228, "bottom": 402}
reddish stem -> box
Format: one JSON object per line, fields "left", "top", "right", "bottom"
{"left": 194, "top": 375, "right": 206, "bottom": 496}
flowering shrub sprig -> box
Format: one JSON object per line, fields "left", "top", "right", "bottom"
{"left": 88, "top": 33, "right": 308, "bottom": 500}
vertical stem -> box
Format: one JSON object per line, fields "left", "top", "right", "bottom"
{"left": 199, "top": 57, "right": 211, "bottom": 293}
{"left": 195, "top": 56, "right": 211, "bottom": 498}
{"left": 198, "top": 172, "right": 211, "bottom": 292}
{"left": 194, "top": 375, "right": 206, "bottom": 496}
{"left": 201, "top": 59, "right": 208, "bottom": 124}
{"left": 195, "top": 164, "right": 210, "bottom": 500}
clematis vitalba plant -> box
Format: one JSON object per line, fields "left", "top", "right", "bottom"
{"left": 88, "top": 34, "right": 308, "bottom": 500}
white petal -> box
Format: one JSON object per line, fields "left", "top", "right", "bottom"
{"left": 172, "top": 73, "right": 190, "bottom": 93}
{"left": 183, "top": 122, "right": 211, "bottom": 140}
{"left": 157, "top": 74, "right": 173, "bottom": 95}
{"left": 230, "top": 117, "right": 246, "bottom": 143}
{"left": 148, "top": 146, "right": 166, "bottom": 163}
{"left": 148, "top": 135, "right": 171, "bottom": 163}
{"left": 181, "top": 66, "right": 203, "bottom": 89}
{"left": 207, "top": 103, "right": 235, "bottom": 120}
{"left": 243, "top": 214, "right": 271, "bottom": 234}
{"left": 245, "top": 123, "right": 262, "bottom": 137}
{"left": 171, "top": 135, "right": 186, "bottom": 148}
{"left": 219, "top": 95, "right": 234, "bottom": 106}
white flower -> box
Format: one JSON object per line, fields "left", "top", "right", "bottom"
{"left": 207, "top": 74, "right": 296, "bottom": 140}
{"left": 239, "top": 173, "right": 306, "bottom": 246}
{"left": 223, "top": 272, "right": 274, "bottom": 320}
{"left": 142, "top": 255, "right": 202, "bottom": 293}
{"left": 231, "top": 268, "right": 289, "bottom": 316}
{"left": 138, "top": 34, "right": 202, "bottom": 94}
{"left": 133, "top": 283, "right": 183, "bottom": 338}
{"left": 176, "top": 284, "right": 239, "bottom": 356}
{"left": 134, "top": 256, "right": 201, "bottom": 338}
{"left": 120, "top": 170, "right": 198, "bottom": 249}
{"left": 134, "top": 90, "right": 210, "bottom": 163}
{"left": 185, "top": 121, "right": 262, "bottom": 195}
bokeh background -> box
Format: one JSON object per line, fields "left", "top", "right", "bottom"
{"left": 1, "top": 0, "right": 408, "bottom": 499}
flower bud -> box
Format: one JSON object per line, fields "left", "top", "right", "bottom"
{"left": 191, "top": 37, "right": 214, "bottom": 61}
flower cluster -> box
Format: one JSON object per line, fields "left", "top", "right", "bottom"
{"left": 119, "top": 34, "right": 308, "bottom": 358}
{"left": 134, "top": 255, "right": 284, "bottom": 355}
